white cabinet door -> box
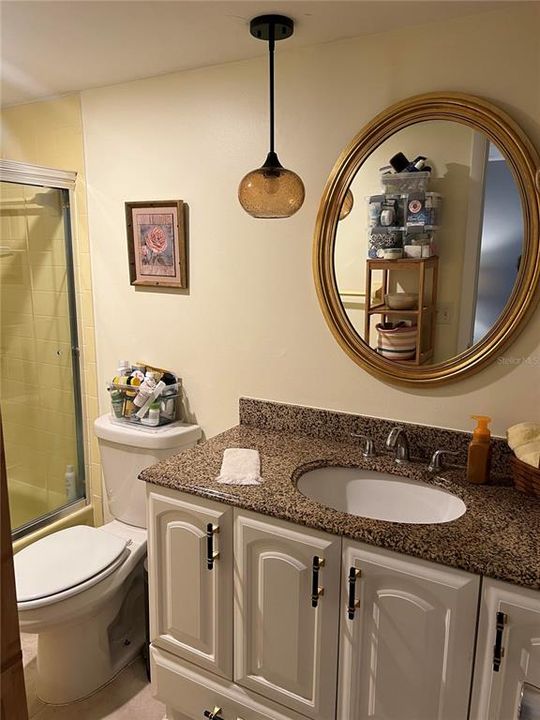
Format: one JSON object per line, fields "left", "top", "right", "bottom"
{"left": 339, "top": 540, "right": 479, "bottom": 720}
{"left": 147, "top": 486, "right": 233, "bottom": 679}
{"left": 471, "top": 578, "right": 540, "bottom": 720}
{"left": 234, "top": 510, "right": 341, "bottom": 720}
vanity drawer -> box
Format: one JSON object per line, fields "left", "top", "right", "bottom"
{"left": 151, "top": 646, "right": 308, "bottom": 720}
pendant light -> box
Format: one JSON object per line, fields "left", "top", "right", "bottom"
{"left": 238, "top": 15, "right": 305, "bottom": 219}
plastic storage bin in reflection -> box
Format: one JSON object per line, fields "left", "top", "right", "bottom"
{"left": 381, "top": 170, "right": 431, "bottom": 194}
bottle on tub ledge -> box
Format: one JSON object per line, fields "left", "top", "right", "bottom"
{"left": 467, "top": 415, "right": 492, "bottom": 484}
{"left": 65, "top": 464, "right": 77, "bottom": 502}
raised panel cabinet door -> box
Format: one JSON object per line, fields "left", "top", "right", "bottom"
{"left": 147, "top": 486, "right": 233, "bottom": 679}
{"left": 338, "top": 541, "right": 480, "bottom": 720}
{"left": 234, "top": 510, "right": 341, "bottom": 720}
{"left": 471, "top": 578, "right": 540, "bottom": 720}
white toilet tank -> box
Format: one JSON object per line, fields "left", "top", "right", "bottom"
{"left": 94, "top": 415, "right": 201, "bottom": 528}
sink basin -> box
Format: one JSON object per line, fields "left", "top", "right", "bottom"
{"left": 296, "top": 467, "right": 466, "bottom": 524}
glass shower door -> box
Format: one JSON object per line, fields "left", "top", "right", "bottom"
{"left": 0, "top": 180, "right": 85, "bottom": 537}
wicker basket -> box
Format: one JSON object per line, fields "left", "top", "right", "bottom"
{"left": 511, "top": 455, "right": 540, "bottom": 498}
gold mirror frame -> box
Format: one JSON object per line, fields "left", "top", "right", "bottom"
{"left": 314, "top": 92, "right": 540, "bottom": 386}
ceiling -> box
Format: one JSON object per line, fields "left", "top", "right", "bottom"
{"left": 1, "top": 0, "right": 515, "bottom": 107}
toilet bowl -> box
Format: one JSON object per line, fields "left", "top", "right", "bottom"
{"left": 15, "top": 416, "right": 201, "bottom": 705}
{"left": 17, "top": 521, "right": 147, "bottom": 704}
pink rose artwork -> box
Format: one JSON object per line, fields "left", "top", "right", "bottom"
{"left": 129, "top": 204, "right": 183, "bottom": 286}
{"left": 146, "top": 225, "right": 167, "bottom": 254}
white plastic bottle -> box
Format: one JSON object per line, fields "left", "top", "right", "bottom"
{"left": 117, "top": 360, "right": 130, "bottom": 375}
{"left": 141, "top": 399, "right": 161, "bottom": 426}
{"left": 65, "top": 465, "right": 77, "bottom": 502}
{"left": 134, "top": 371, "right": 157, "bottom": 408}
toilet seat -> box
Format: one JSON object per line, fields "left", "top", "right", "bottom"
{"left": 15, "top": 525, "right": 130, "bottom": 610}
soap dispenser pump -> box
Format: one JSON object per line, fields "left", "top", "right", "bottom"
{"left": 467, "top": 415, "right": 492, "bottom": 484}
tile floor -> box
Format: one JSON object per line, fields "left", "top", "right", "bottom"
{"left": 22, "top": 633, "right": 166, "bottom": 719}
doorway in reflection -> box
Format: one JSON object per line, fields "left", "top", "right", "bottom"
{"left": 473, "top": 143, "right": 523, "bottom": 344}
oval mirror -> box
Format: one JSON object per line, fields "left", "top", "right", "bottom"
{"left": 314, "top": 93, "right": 540, "bottom": 385}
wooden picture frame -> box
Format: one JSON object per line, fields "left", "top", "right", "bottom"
{"left": 126, "top": 200, "right": 187, "bottom": 288}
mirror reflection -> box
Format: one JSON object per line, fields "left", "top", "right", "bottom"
{"left": 334, "top": 120, "right": 523, "bottom": 365}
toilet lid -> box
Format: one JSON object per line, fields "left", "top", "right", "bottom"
{"left": 14, "top": 525, "right": 128, "bottom": 602}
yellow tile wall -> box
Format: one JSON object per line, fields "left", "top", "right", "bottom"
{"left": 1, "top": 94, "right": 103, "bottom": 530}
{"left": 0, "top": 183, "right": 78, "bottom": 528}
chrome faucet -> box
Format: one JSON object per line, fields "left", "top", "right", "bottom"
{"left": 386, "top": 427, "right": 410, "bottom": 464}
{"left": 350, "top": 433, "right": 376, "bottom": 458}
{"left": 428, "top": 449, "right": 461, "bottom": 473}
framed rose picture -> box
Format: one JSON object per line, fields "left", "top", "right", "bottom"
{"left": 125, "top": 200, "right": 187, "bottom": 288}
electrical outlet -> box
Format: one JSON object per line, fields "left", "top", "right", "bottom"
{"left": 436, "top": 302, "right": 453, "bottom": 325}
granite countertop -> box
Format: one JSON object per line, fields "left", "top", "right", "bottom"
{"left": 140, "top": 424, "right": 540, "bottom": 590}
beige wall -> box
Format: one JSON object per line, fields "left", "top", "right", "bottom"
{"left": 82, "top": 5, "right": 540, "bottom": 438}
{"left": 1, "top": 95, "right": 103, "bottom": 527}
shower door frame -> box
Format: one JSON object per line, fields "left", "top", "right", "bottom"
{"left": 0, "top": 159, "right": 88, "bottom": 539}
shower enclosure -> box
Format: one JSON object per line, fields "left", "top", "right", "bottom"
{"left": 0, "top": 167, "right": 85, "bottom": 539}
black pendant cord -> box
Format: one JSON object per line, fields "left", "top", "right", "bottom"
{"left": 268, "top": 23, "right": 275, "bottom": 155}
{"left": 249, "top": 14, "right": 293, "bottom": 172}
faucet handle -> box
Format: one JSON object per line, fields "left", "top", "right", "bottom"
{"left": 350, "top": 433, "right": 376, "bottom": 458}
{"left": 386, "top": 426, "right": 404, "bottom": 448}
{"left": 428, "top": 449, "right": 460, "bottom": 473}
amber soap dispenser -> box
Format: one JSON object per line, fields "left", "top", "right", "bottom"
{"left": 467, "top": 415, "right": 492, "bottom": 484}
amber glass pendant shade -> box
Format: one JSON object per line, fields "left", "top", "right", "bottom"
{"left": 239, "top": 15, "right": 304, "bottom": 219}
{"left": 238, "top": 151, "right": 305, "bottom": 219}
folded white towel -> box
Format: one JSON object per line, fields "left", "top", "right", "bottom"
{"left": 216, "top": 448, "right": 262, "bottom": 485}
{"left": 515, "top": 438, "right": 540, "bottom": 458}
{"left": 507, "top": 422, "right": 540, "bottom": 451}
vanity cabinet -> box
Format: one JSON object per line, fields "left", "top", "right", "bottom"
{"left": 338, "top": 541, "right": 479, "bottom": 720}
{"left": 471, "top": 578, "right": 540, "bottom": 720}
{"left": 147, "top": 487, "right": 538, "bottom": 720}
{"left": 147, "top": 487, "right": 233, "bottom": 679}
{"left": 234, "top": 510, "right": 341, "bottom": 720}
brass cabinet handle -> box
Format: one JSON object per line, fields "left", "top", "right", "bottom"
{"left": 203, "top": 706, "right": 224, "bottom": 719}
{"left": 206, "top": 523, "right": 220, "bottom": 570}
{"left": 311, "top": 556, "right": 325, "bottom": 607}
{"left": 347, "top": 567, "right": 361, "bottom": 619}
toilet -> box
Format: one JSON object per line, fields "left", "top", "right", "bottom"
{"left": 14, "top": 414, "right": 201, "bottom": 705}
